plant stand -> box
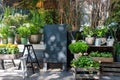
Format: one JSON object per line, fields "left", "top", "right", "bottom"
{"left": 72, "top": 67, "right": 100, "bottom": 80}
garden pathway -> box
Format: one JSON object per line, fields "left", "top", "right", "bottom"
{"left": 0, "top": 68, "right": 120, "bottom": 80}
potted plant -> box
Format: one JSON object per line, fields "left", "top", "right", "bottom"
{"left": 81, "top": 24, "right": 95, "bottom": 45}
{"left": 28, "top": 23, "right": 42, "bottom": 44}
{"left": 0, "top": 24, "right": 9, "bottom": 44}
{"left": 94, "top": 26, "right": 108, "bottom": 46}
{"left": 7, "top": 26, "right": 16, "bottom": 44}
{"left": 71, "top": 56, "right": 100, "bottom": 79}
{"left": 29, "top": 9, "right": 46, "bottom": 44}
{"left": 17, "top": 23, "right": 30, "bottom": 44}
{"left": 1, "top": 8, "right": 28, "bottom": 44}
{"left": 89, "top": 51, "right": 113, "bottom": 62}
{"left": 68, "top": 40, "right": 89, "bottom": 59}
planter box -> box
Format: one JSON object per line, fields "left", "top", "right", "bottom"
{"left": 91, "top": 57, "right": 113, "bottom": 62}
{"left": 72, "top": 67, "right": 100, "bottom": 80}
{"left": 0, "top": 52, "right": 23, "bottom": 60}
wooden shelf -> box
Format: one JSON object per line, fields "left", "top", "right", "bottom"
{"left": 88, "top": 45, "right": 114, "bottom": 53}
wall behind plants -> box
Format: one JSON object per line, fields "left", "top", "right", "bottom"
{"left": 3, "top": 0, "right": 111, "bottom": 30}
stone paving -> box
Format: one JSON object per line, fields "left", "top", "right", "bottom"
{"left": 0, "top": 68, "right": 120, "bottom": 80}
{"left": 1, "top": 61, "right": 120, "bottom": 80}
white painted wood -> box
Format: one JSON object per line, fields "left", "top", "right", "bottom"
{"left": 0, "top": 56, "right": 27, "bottom": 79}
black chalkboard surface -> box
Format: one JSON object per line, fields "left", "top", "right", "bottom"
{"left": 44, "top": 24, "right": 67, "bottom": 63}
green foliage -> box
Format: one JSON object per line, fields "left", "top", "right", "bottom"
{"left": 115, "top": 42, "right": 120, "bottom": 55}
{"left": 89, "top": 51, "right": 112, "bottom": 58}
{"left": 108, "top": 22, "right": 119, "bottom": 41}
{"left": 0, "top": 24, "right": 9, "bottom": 39}
{"left": 68, "top": 41, "right": 89, "bottom": 54}
{"left": 29, "top": 23, "right": 40, "bottom": 34}
{"left": 8, "top": 27, "right": 15, "bottom": 37}
{"left": 30, "top": 9, "right": 46, "bottom": 29}
{"left": 17, "top": 23, "right": 30, "bottom": 38}
{"left": 0, "top": 44, "right": 19, "bottom": 54}
{"left": 3, "top": 6, "right": 14, "bottom": 17}
{"left": 2, "top": 13, "right": 28, "bottom": 28}
{"left": 71, "top": 56, "right": 100, "bottom": 69}
{"left": 45, "top": 10, "right": 58, "bottom": 24}
{"left": 94, "top": 26, "right": 108, "bottom": 37}
{"left": 81, "top": 25, "right": 94, "bottom": 37}
{"left": 105, "top": 0, "right": 120, "bottom": 24}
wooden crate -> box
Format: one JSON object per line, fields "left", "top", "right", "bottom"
{"left": 72, "top": 67, "right": 100, "bottom": 80}
{"left": 0, "top": 52, "right": 22, "bottom": 60}
{"left": 100, "top": 62, "right": 120, "bottom": 76}
{"left": 92, "top": 57, "right": 113, "bottom": 62}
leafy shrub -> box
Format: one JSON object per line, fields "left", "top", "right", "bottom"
{"left": 94, "top": 26, "right": 108, "bottom": 37}
{"left": 71, "top": 56, "right": 100, "bottom": 69}
{"left": 17, "top": 23, "right": 30, "bottom": 38}
{"left": 68, "top": 41, "right": 89, "bottom": 54}
{"left": 81, "top": 24, "right": 94, "bottom": 37}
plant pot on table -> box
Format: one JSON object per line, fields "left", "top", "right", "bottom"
{"left": 21, "top": 37, "right": 28, "bottom": 44}
{"left": 29, "top": 34, "right": 42, "bottom": 44}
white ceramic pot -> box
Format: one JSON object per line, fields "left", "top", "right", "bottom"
{"left": 85, "top": 37, "right": 95, "bottom": 45}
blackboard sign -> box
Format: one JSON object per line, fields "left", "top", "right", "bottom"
{"left": 44, "top": 24, "right": 67, "bottom": 63}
